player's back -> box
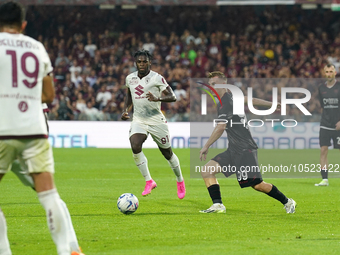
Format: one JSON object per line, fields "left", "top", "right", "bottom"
{"left": 0, "top": 32, "right": 52, "bottom": 138}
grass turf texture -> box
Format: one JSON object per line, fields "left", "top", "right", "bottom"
{"left": 1, "top": 148, "right": 340, "bottom": 255}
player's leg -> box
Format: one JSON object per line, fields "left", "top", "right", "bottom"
{"left": 158, "top": 146, "right": 186, "bottom": 199}
{"left": 237, "top": 149, "right": 296, "bottom": 213}
{"left": 149, "top": 123, "right": 185, "bottom": 199}
{"left": 129, "top": 122, "right": 156, "bottom": 196}
{"left": 130, "top": 133, "right": 149, "bottom": 180}
{"left": 199, "top": 150, "right": 235, "bottom": 213}
{"left": 252, "top": 181, "right": 296, "bottom": 213}
{"left": 318, "top": 130, "right": 340, "bottom": 186}
{"left": 11, "top": 111, "right": 49, "bottom": 189}
{"left": 158, "top": 146, "right": 184, "bottom": 182}
{"left": 0, "top": 141, "right": 20, "bottom": 255}
{"left": 252, "top": 181, "right": 289, "bottom": 205}
{"left": 316, "top": 128, "right": 331, "bottom": 186}
{"left": 0, "top": 204, "right": 11, "bottom": 255}
{"left": 11, "top": 159, "right": 35, "bottom": 188}
{"left": 10, "top": 160, "right": 81, "bottom": 252}
{"left": 24, "top": 139, "right": 83, "bottom": 255}
{"left": 316, "top": 146, "right": 329, "bottom": 186}
{"left": 0, "top": 210, "right": 11, "bottom": 255}
{"left": 58, "top": 199, "right": 82, "bottom": 253}
{"left": 0, "top": 173, "right": 12, "bottom": 255}
{"left": 199, "top": 159, "right": 226, "bottom": 213}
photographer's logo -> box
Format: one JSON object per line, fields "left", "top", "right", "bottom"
{"left": 199, "top": 83, "right": 311, "bottom": 128}
{"left": 197, "top": 82, "right": 222, "bottom": 115}
{"left": 201, "top": 84, "right": 311, "bottom": 116}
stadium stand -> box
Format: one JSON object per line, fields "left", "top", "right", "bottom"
{"left": 24, "top": 5, "right": 340, "bottom": 121}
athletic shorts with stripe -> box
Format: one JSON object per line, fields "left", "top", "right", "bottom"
{"left": 129, "top": 121, "right": 171, "bottom": 149}
{"left": 0, "top": 139, "right": 54, "bottom": 174}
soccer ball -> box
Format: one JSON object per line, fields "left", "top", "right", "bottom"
{"left": 117, "top": 193, "right": 139, "bottom": 214}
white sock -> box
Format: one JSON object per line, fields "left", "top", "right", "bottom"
{"left": 0, "top": 208, "right": 11, "bottom": 255}
{"left": 168, "top": 153, "right": 183, "bottom": 182}
{"left": 59, "top": 199, "right": 80, "bottom": 252}
{"left": 38, "top": 189, "right": 71, "bottom": 255}
{"left": 133, "top": 152, "right": 152, "bottom": 181}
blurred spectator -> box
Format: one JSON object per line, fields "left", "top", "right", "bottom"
{"left": 96, "top": 84, "right": 112, "bottom": 110}
{"left": 55, "top": 51, "right": 69, "bottom": 67}
{"left": 57, "top": 94, "right": 73, "bottom": 120}
{"left": 73, "top": 42, "right": 90, "bottom": 66}
{"left": 69, "top": 60, "right": 82, "bottom": 82}
{"left": 174, "top": 84, "right": 186, "bottom": 100}
{"left": 75, "top": 93, "right": 86, "bottom": 113}
{"left": 85, "top": 38, "right": 97, "bottom": 58}
{"left": 143, "top": 36, "right": 156, "bottom": 54}
{"left": 84, "top": 101, "right": 105, "bottom": 121}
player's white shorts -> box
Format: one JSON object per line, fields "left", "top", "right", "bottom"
{"left": 129, "top": 121, "right": 171, "bottom": 149}
{"left": 0, "top": 139, "right": 54, "bottom": 174}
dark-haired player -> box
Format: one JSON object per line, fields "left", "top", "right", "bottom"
{"left": 315, "top": 64, "right": 340, "bottom": 186}
{"left": 0, "top": 2, "right": 84, "bottom": 254}
{"left": 121, "top": 49, "right": 186, "bottom": 199}
{"left": 199, "top": 71, "right": 296, "bottom": 213}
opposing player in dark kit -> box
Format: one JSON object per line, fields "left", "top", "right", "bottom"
{"left": 315, "top": 64, "right": 340, "bottom": 186}
{"left": 199, "top": 71, "right": 296, "bottom": 214}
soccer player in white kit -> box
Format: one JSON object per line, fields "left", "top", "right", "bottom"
{"left": 121, "top": 49, "right": 186, "bottom": 199}
{"left": 0, "top": 2, "right": 84, "bottom": 255}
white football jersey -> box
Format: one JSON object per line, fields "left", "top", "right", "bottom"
{"left": 126, "top": 70, "right": 169, "bottom": 125}
{"left": 42, "top": 103, "right": 49, "bottom": 112}
{"left": 0, "top": 32, "right": 53, "bottom": 138}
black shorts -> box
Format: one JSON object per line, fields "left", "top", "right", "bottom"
{"left": 211, "top": 149, "right": 263, "bottom": 188}
{"left": 319, "top": 128, "right": 340, "bottom": 149}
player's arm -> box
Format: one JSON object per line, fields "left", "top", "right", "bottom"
{"left": 336, "top": 91, "right": 340, "bottom": 130}
{"left": 318, "top": 86, "right": 324, "bottom": 108}
{"left": 244, "top": 96, "right": 281, "bottom": 110}
{"left": 335, "top": 121, "right": 340, "bottom": 130}
{"left": 42, "top": 74, "right": 55, "bottom": 104}
{"left": 121, "top": 88, "right": 132, "bottom": 120}
{"left": 244, "top": 96, "right": 275, "bottom": 107}
{"left": 146, "top": 86, "right": 176, "bottom": 102}
{"left": 200, "top": 123, "right": 226, "bottom": 161}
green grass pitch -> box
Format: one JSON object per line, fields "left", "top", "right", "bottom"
{"left": 1, "top": 148, "right": 340, "bottom": 254}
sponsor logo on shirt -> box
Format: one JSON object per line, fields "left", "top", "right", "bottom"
{"left": 130, "top": 78, "right": 139, "bottom": 86}
{"left": 323, "top": 98, "right": 339, "bottom": 105}
{"left": 135, "top": 85, "right": 144, "bottom": 96}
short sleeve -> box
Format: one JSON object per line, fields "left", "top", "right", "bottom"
{"left": 39, "top": 42, "right": 53, "bottom": 77}
{"left": 125, "top": 76, "right": 129, "bottom": 88}
{"left": 318, "top": 86, "right": 323, "bottom": 108}
{"left": 157, "top": 74, "right": 169, "bottom": 92}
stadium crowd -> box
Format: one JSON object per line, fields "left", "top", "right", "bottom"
{"left": 25, "top": 5, "right": 340, "bottom": 121}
